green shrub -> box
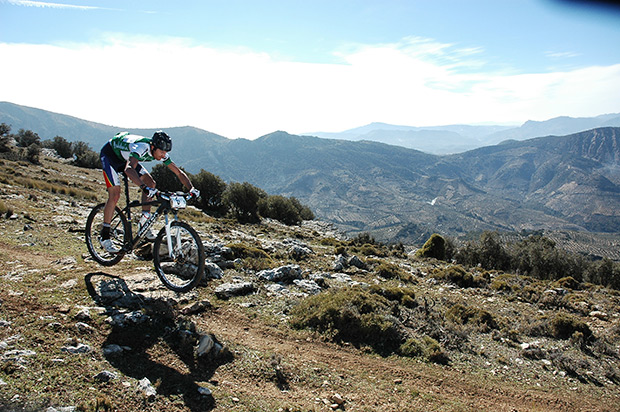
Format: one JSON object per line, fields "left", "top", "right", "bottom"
{"left": 490, "top": 279, "right": 511, "bottom": 293}
{"left": 258, "top": 195, "right": 302, "bottom": 225}
{"left": 17, "top": 129, "right": 40, "bottom": 147}
{"left": 445, "top": 304, "right": 498, "bottom": 331}
{"left": 189, "top": 169, "right": 227, "bottom": 215}
{"left": 72, "top": 143, "right": 102, "bottom": 169}
{"left": 415, "top": 234, "right": 446, "bottom": 260}
{"left": 222, "top": 181, "right": 266, "bottom": 223}
{"left": 433, "top": 265, "right": 474, "bottom": 288}
{"left": 552, "top": 276, "right": 581, "bottom": 290}
{"left": 348, "top": 232, "right": 377, "bottom": 246}
{"left": 26, "top": 144, "right": 41, "bottom": 164}
{"left": 358, "top": 243, "right": 384, "bottom": 256}
{"left": 399, "top": 336, "right": 449, "bottom": 364}
{"left": 289, "top": 196, "right": 315, "bottom": 221}
{"left": 375, "top": 262, "right": 410, "bottom": 281}
{"left": 150, "top": 163, "right": 185, "bottom": 192}
{"left": 289, "top": 287, "right": 404, "bottom": 354}
{"left": 455, "top": 231, "right": 512, "bottom": 270}
{"left": 50, "top": 135, "right": 73, "bottom": 158}
{"left": 227, "top": 242, "right": 271, "bottom": 260}
{"left": 550, "top": 312, "right": 592, "bottom": 340}
{"left": 320, "top": 237, "right": 342, "bottom": 247}
{"left": 369, "top": 285, "right": 417, "bottom": 308}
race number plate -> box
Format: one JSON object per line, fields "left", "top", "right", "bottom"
{"left": 170, "top": 195, "right": 187, "bottom": 209}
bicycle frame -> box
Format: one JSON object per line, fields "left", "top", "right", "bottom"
{"left": 119, "top": 173, "right": 177, "bottom": 255}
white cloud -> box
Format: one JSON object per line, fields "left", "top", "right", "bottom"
{"left": 5, "top": 0, "right": 103, "bottom": 10}
{"left": 0, "top": 35, "right": 619, "bottom": 138}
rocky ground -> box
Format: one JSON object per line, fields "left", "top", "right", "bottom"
{"left": 0, "top": 156, "right": 619, "bottom": 412}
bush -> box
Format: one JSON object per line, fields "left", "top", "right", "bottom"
{"left": 290, "top": 287, "right": 404, "bottom": 354}
{"left": 73, "top": 148, "right": 101, "bottom": 169}
{"left": 512, "top": 235, "right": 586, "bottom": 281}
{"left": 50, "top": 136, "right": 73, "bottom": 158}
{"left": 191, "top": 169, "right": 227, "bottom": 216}
{"left": 150, "top": 163, "right": 184, "bottom": 192}
{"left": 222, "top": 182, "right": 265, "bottom": 223}
{"left": 375, "top": 262, "right": 409, "bottom": 281}
{"left": 348, "top": 232, "right": 377, "bottom": 246}
{"left": 258, "top": 195, "right": 302, "bottom": 225}
{"left": 289, "top": 197, "right": 314, "bottom": 221}
{"left": 0, "top": 199, "right": 13, "bottom": 218}
{"left": 455, "top": 231, "right": 511, "bottom": 270}
{"left": 433, "top": 265, "right": 475, "bottom": 288}
{"left": 399, "top": 336, "right": 449, "bottom": 363}
{"left": 553, "top": 276, "right": 581, "bottom": 290}
{"left": 525, "top": 312, "right": 593, "bottom": 342}
{"left": 369, "top": 285, "right": 416, "bottom": 308}
{"left": 550, "top": 312, "right": 592, "bottom": 340}
{"left": 226, "top": 242, "right": 271, "bottom": 260}
{"left": 415, "top": 233, "right": 446, "bottom": 260}
{"left": 445, "top": 304, "right": 498, "bottom": 331}
{"left": 16, "top": 129, "right": 40, "bottom": 147}
{"left": 585, "top": 258, "right": 620, "bottom": 289}
{"left": 25, "top": 144, "right": 41, "bottom": 164}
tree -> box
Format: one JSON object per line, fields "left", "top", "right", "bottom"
{"left": 68, "top": 141, "right": 101, "bottom": 168}
{"left": 71, "top": 141, "right": 91, "bottom": 157}
{"left": 26, "top": 144, "right": 41, "bottom": 164}
{"left": 456, "top": 231, "right": 511, "bottom": 271}
{"left": 415, "top": 233, "right": 446, "bottom": 260}
{"left": 258, "top": 195, "right": 302, "bottom": 225}
{"left": 222, "top": 182, "right": 266, "bottom": 223}
{"left": 191, "top": 169, "right": 227, "bottom": 216}
{"left": 0, "top": 123, "right": 12, "bottom": 153}
{"left": 50, "top": 136, "right": 73, "bottom": 158}
{"left": 290, "top": 197, "right": 315, "bottom": 221}
{"left": 0, "top": 123, "right": 10, "bottom": 137}
{"left": 17, "top": 129, "right": 40, "bottom": 147}
{"left": 151, "top": 163, "right": 184, "bottom": 192}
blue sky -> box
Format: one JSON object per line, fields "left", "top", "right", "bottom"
{"left": 1, "top": 0, "right": 619, "bottom": 139}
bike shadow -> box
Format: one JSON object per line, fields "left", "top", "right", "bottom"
{"left": 84, "top": 272, "right": 231, "bottom": 411}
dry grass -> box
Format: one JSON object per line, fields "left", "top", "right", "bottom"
{"left": 0, "top": 155, "right": 619, "bottom": 412}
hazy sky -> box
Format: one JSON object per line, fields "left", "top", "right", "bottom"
{"left": 1, "top": 0, "right": 620, "bottom": 138}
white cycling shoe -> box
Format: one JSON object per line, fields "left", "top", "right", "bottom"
{"left": 100, "top": 238, "right": 121, "bottom": 254}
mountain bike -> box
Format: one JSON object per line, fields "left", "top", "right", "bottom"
{"left": 85, "top": 173, "right": 205, "bottom": 292}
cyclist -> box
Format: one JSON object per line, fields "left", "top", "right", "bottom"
{"left": 99, "top": 131, "right": 200, "bottom": 253}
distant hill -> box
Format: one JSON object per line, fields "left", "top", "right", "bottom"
{"left": 2, "top": 101, "right": 619, "bottom": 243}
{"left": 307, "top": 114, "right": 620, "bottom": 154}
{"left": 0, "top": 102, "right": 228, "bottom": 167}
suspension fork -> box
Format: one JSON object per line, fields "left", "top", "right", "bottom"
{"left": 164, "top": 213, "right": 174, "bottom": 259}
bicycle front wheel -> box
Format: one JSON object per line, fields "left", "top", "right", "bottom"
{"left": 153, "top": 221, "right": 205, "bottom": 293}
{"left": 85, "top": 203, "right": 128, "bottom": 266}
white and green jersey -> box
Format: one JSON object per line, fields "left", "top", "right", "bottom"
{"left": 108, "top": 132, "right": 172, "bottom": 165}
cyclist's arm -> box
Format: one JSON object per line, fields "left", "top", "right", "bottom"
{"left": 166, "top": 161, "right": 194, "bottom": 190}
{"left": 125, "top": 157, "right": 147, "bottom": 187}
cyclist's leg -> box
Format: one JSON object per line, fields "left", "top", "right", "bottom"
{"left": 98, "top": 158, "right": 124, "bottom": 253}
{"left": 136, "top": 164, "right": 155, "bottom": 214}
{"left": 103, "top": 186, "right": 121, "bottom": 224}
{"left": 100, "top": 148, "right": 123, "bottom": 238}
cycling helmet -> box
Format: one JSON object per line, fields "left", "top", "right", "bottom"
{"left": 152, "top": 131, "right": 172, "bottom": 152}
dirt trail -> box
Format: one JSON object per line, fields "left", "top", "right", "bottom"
{"left": 0, "top": 240, "right": 617, "bottom": 412}
{"left": 198, "top": 305, "right": 613, "bottom": 412}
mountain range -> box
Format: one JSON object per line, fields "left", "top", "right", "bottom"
{"left": 2, "top": 101, "right": 619, "bottom": 244}
{"left": 309, "top": 113, "right": 620, "bottom": 154}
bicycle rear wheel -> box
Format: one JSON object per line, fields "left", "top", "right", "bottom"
{"left": 152, "top": 221, "right": 205, "bottom": 293}
{"left": 85, "top": 203, "right": 128, "bottom": 266}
